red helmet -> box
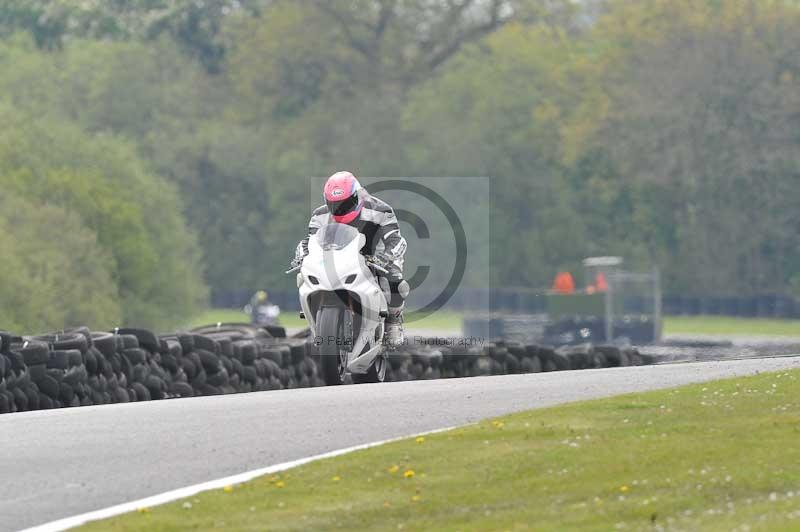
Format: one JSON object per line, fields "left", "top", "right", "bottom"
{"left": 324, "top": 171, "right": 363, "bottom": 223}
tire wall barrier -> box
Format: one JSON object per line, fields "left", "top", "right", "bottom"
{"left": 0, "top": 324, "right": 652, "bottom": 414}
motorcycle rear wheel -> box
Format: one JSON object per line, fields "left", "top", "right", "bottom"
{"left": 351, "top": 353, "right": 387, "bottom": 384}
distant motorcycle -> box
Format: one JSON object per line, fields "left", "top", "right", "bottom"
{"left": 243, "top": 300, "right": 281, "bottom": 327}
{"left": 287, "top": 223, "right": 390, "bottom": 385}
{"left": 249, "top": 304, "right": 280, "bottom": 327}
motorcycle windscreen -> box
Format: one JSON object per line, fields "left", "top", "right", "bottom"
{"left": 315, "top": 223, "right": 360, "bottom": 251}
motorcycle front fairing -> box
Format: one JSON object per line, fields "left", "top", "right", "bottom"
{"left": 298, "top": 225, "right": 387, "bottom": 373}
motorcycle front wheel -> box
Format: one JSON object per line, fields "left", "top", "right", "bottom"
{"left": 316, "top": 306, "right": 350, "bottom": 385}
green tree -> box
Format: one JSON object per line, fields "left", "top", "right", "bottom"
{"left": 146, "top": 121, "right": 276, "bottom": 294}
{"left": 0, "top": 194, "right": 121, "bottom": 333}
{"left": 0, "top": 104, "right": 207, "bottom": 328}
{"left": 2, "top": 0, "right": 798, "bottom": 306}
{"left": 0, "top": 0, "right": 260, "bottom": 70}
{"left": 220, "top": 0, "right": 551, "bottom": 290}
{"left": 576, "top": 0, "right": 800, "bottom": 294}
{"left": 403, "top": 22, "right": 588, "bottom": 286}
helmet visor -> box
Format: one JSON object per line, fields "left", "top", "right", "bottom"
{"left": 326, "top": 194, "right": 359, "bottom": 217}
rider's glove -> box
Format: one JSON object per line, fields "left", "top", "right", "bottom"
{"left": 291, "top": 242, "right": 306, "bottom": 268}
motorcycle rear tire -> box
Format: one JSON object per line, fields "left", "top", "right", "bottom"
{"left": 351, "top": 353, "right": 387, "bottom": 384}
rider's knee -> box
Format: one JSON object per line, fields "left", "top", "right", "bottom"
{"left": 394, "top": 279, "right": 410, "bottom": 299}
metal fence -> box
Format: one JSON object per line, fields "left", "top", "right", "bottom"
{"left": 661, "top": 293, "right": 800, "bottom": 319}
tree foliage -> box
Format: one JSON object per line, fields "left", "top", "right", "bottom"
{"left": 0, "top": 194, "right": 121, "bottom": 333}
{"left": 576, "top": 0, "right": 800, "bottom": 293}
{"left": 0, "top": 0, "right": 798, "bottom": 329}
{"left": 0, "top": 103, "right": 206, "bottom": 329}
{"left": 0, "top": 0, "right": 261, "bottom": 70}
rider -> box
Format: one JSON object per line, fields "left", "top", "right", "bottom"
{"left": 293, "top": 171, "right": 409, "bottom": 347}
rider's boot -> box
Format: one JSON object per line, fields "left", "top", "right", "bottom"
{"left": 385, "top": 305, "right": 404, "bottom": 348}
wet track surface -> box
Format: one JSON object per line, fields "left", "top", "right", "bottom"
{"left": 2, "top": 356, "right": 799, "bottom": 531}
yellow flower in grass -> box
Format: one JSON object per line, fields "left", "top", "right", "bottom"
{"left": 332, "top": 476, "right": 341, "bottom": 482}
{"left": 416, "top": 436, "right": 425, "bottom": 444}
{"left": 404, "top": 470, "right": 415, "bottom": 478}
{"left": 223, "top": 485, "right": 234, "bottom": 493}
{"left": 411, "top": 495, "right": 421, "bottom": 502}
{"left": 137, "top": 507, "right": 150, "bottom": 514}
{"left": 620, "top": 485, "right": 629, "bottom": 493}
{"left": 275, "top": 481, "right": 285, "bottom": 488}
{"left": 492, "top": 420, "right": 505, "bottom": 428}
{"left": 388, "top": 465, "right": 400, "bottom": 474}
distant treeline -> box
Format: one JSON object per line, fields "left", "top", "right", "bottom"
{"left": 0, "top": 0, "right": 798, "bottom": 332}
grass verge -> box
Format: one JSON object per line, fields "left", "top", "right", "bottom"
{"left": 185, "top": 308, "right": 250, "bottom": 328}
{"left": 184, "top": 308, "right": 305, "bottom": 330}
{"left": 665, "top": 316, "right": 800, "bottom": 338}
{"left": 403, "top": 310, "right": 463, "bottom": 332}
{"left": 82, "top": 369, "right": 800, "bottom": 531}
{"left": 189, "top": 310, "right": 800, "bottom": 338}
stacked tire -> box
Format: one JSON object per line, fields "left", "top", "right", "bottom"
{"left": 2, "top": 332, "right": 42, "bottom": 413}
{"left": 0, "top": 322, "right": 652, "bottom": 415}
{"left": 25, "top": 331, "right": 90, "bottom": 409}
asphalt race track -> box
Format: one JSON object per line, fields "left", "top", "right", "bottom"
{"left": 3, "top": 357, "right": 800, "bottom": 531}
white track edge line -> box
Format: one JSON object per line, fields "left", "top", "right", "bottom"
{"left": 19, "top": 425, "right": 462, "bottom": 532}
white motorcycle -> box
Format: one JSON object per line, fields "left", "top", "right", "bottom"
{"left": 287, "top": 223, "right": 391, "bottom": 385}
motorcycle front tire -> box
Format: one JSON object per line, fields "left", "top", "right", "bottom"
{"left": 317, "top": 306, "right": 348, "bottom": 385}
